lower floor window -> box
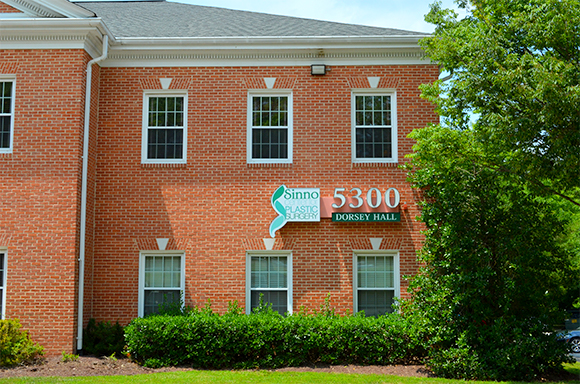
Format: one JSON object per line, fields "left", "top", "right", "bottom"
{"left": 0, "top": 252, "right": 4, "bottom": 319}
{"left": 139, "top": 252, "right": 184, "bottom": 317}
{"left": 246, "top": 251, "right": 292, "bottom": 315}
{"left": 353, "top": 251, "right": 399, "bottom": 317}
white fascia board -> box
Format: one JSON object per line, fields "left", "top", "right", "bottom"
{"left": 2, "top": 0, "right": 95, "bottom": 18}
{"left": 0, "top": 18, "right": 115, "bottom": 59}
{"left": 103, "top": 48, "right": 430, "bottom": 68}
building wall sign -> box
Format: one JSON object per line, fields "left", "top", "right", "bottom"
{"left": 324, "top": 187, "right": 401, "bottom": 222}
{"left": 269, "top": 185, "right": 320, "bottom": 237}
{"left": 270, "top": 185, "right": 400, "bottom": 237}
{"left": 332, "top": 212, "right": 400, "bottom": 222}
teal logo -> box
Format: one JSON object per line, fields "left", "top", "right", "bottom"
{"left": 269, "top": 185, "right": 320, "bottom": 238}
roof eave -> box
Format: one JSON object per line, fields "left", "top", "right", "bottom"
{"left": 2, "top": 0, "right": 95, "bottom": 18}
{"left": 0, "top": 18, "right": 114, "bottom": 59}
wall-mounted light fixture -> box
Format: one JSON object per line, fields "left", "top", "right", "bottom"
{"left": 311, "top": 64, "right": 327, "bottom": 75}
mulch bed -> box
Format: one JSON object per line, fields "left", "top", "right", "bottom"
{"left": 0, "top": 355, "right": 578, "bottom": 381}
{"left": 0, "top": 356, "right": 432, "bottom": 378}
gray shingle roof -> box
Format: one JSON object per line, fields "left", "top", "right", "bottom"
{"left": 72, "top": 1, "right": 426, "bottom": 39}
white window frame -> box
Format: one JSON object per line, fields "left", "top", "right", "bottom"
{"left": 247, "top": 90, "right": 293, "bottom": 164}
{"left": 142, "top": 90, "right": 188, "bottom": 164}
{"left": 138, "top": 251, "right": 185, "bottom": 317}
{"left": 246, "top": 251, "right": 293, "bottom": 315}
{"left": 0, "top": 77, "right": 15, "bottom": 154}
{"left": 0, "top": 250, "right": 6, "bottom": 320}
{"left": 351, "top": 90, "right": 397, "bottom": 164}
{"left": 353, "top": 250, "right": 400, "bottom": 316}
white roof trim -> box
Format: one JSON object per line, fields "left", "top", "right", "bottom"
{"left": 2, "top": 0, "right": 95, "bottom": 18}
{"left": 0, "top": 18, "right": 114, "bottom": 59}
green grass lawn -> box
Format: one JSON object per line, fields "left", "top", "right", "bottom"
{"left": 1, "top": 363, "right": 579, "bottom": 384}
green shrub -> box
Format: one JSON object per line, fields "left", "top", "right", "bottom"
{"left": 124, "top": 304, "right": 426, "bottom": 369}
{"left": 83, "top": 318, "right": 125, "bottom": 357}
{"left": 0, "top": 319, "right": 44, "bottom": 367}
{"left": 426, "top": 317, "right": 572, "bottom": 381}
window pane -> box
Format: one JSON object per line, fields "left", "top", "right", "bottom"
{"left": 355, "top": 127, "right": 391, "bottom": 159}
{"left": 261, "top": 97, "right": 270, "bottom": 111}
{"left": 0, "top": 82, "right": 11, "bottom": 113}
{"left": 250, "top": 256, "right": 288, "bottom": 289}
{"left": 158, "top": 98, "right": 166, "bottom": 112}
{"left": 261, "top": 112, "right": 269, "bottom": 126}
{"left": 0, "top": 254, "right": 4, "bottom": 287}
{"left": 144, "top": 290, "right": 180, "bottom": 317}
{"left": 382, "top": 111, "right": 391, "bottom": 126}
{"left": 358, "top": 255, "right": 394, "bottom": 288}
{"left": 358, "top": 290, "right": 394, "bottom": 317}
{"left": 374, "top": 96, "right": 382, "bottom": 110}
{"left": 251, "top": 290, "right": 287, "bottom": 315}
{"left": 279, "top": 97, "right": 288, "bottom": 111}
{"left": 253, "top": 97, "right": 261, "bottom": 111}
{"left": 153, "top": 271, "right": 163, "bottom": 287}
{"left": 279, "top": 112, "right": 287, "bottom": 126}
{"left": 147, "top": 128, "right": 184, "bottom": 159}
{"left": 364, "top": 96, "right": 373, "bottom": 110}
{"left": 356, "top": 96, "right": 363, "bottom": 110}
{"left": 364, "top": 111, "right": 372, "bottom": 125}
{"left": 167, "top": 112, "right": 176, "bottom": 127}
{"left": 253, "top": 112, "right": 261, "bottom": 126}
{"left": 166, "top": 97, "right": 175, "bottom": 112}
{"left": 1, "top": 82, "right": 11, "bottom": 98}
{"left": 0, "top": 116, "right": 10, "bottom": 149}
{"left": 144, "top": 255, "right": 181, "bottom": 289}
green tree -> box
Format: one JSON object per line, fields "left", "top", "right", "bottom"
{"left": 404, "top": 125, "right": 576, "bottom": 380}
{"left": 420, "top": 0, "right": 580, "bottom": 206}
{"left": 404, "top": 1, "right": 579, "bottom": 379}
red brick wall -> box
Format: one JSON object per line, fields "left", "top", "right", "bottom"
{"left": 92, "top": 64, "right": 439, "bottom": 322}
{"left": 0, "top": 49, "right": 89, "bottom": 355}
{"left": 0, "top": 2, "right": 21, "bottom": 13}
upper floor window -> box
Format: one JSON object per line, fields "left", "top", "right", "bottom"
{"left": 247, "top": 92, "right": 292, "bottom": 164}
{"left": 0, "top": 79, "right": 15, "bottom": 154}
{"left": 142, "top": 92, "right": 187, "bottom": 164}
{"left": 352, "top": 92, "right": 397, "bottom": 163}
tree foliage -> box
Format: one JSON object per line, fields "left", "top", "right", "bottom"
{"left": 420, "top": 0, "right": 580, "bottom": 205}
{"left": 404, "top": 125, "right": 576, "bottom": 380}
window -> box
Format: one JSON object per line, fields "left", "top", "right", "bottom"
{"left": 0, "top": 79, "right": 15, "bottom": 153}
{"left": 352, "top": 92, "right": 397, "bottom": 163}
{"left": 353, "top": 251, "right": 399, "bottom": 316}
{"left": 142, "top": 92, "right": 187, "bottom": 164}
{"left": 138, "top": 252, "right": 185, "bottom": 317}
{"left": 247, "top": 92, "right": 292, "bottom": 164}
{"left": 246, "top": 251, "right": 292, "bottom": 315}
{"left": 0, "top": 252, "right": 5, "bottom": 319}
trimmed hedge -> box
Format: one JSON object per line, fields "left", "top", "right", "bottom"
{"left": 125, "top": 309, "right": 426, "bottom": 369}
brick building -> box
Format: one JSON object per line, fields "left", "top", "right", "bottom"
{"left": 0, "top": 0, "right": 438, "bottom": 355}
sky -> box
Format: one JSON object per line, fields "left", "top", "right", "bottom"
{"left": 73, "top": 0, "right": 465, "bottom": 33}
